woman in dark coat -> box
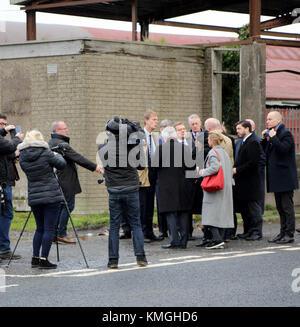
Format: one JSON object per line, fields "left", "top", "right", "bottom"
{"left": 18, "top": 130, "right": 66, "bottom": 269}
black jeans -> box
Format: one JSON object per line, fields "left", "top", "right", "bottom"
{"left": 274, "top": 191, "right": 295, "bottom": 237}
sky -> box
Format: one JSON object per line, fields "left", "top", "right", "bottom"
{"left": 0, "top": 0, "right": 299, "bottom": 38}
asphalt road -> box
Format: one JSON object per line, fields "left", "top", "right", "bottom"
{"left": 1, "top": 222, "right": 300, "bottom": 308}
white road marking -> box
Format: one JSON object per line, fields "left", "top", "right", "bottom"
{"left": 0, "top": 284, "right": 19, "bottom": 290}
{"left": 280, "top": 247, "right": 300, "bottom": 251}
{"left": 4, "top": 244, "right": 297, "bottom": 280}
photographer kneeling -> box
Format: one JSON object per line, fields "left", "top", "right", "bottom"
{"left": 18, "top": 130, "right": 66, "bottom": 269}
{"left": 99, "top": 116, "right": 147, "bottom": 269}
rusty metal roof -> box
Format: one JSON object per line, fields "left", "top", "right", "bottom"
{"left": 11, "top": 1, "right": 300, "bottom": 21}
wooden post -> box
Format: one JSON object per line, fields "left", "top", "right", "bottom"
{"left": 132, "top": 0, "right": 138, "bottom": 41}
{"left": 249, "top": 0, "right": 261, "bottom": 39}
{"left": 26, "top": 10, "right": 36, "bottom": 41}
{"left": 140, "top": 21, "right": 149, "bottom": 41}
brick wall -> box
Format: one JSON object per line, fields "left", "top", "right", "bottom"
{"left": 0, "top": 39, "right": 209, "bottom": 213}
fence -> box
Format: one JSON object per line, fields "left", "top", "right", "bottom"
{"left": 266, "top": 107, "right": 300, "bottom": 153}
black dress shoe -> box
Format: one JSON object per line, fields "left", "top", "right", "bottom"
{"left": 119, "top": 233, "right": 131, "bottom": 239}
{"left": 149, "top": 234, "right": 164, "bottom": 241}
{"left": 296, "top": 228, "right": 300, "bottom": 234}
{"left": 161, "top": 244, "right": 178, "bottom": 249}
{"left": 268, "top": 233, "right": 285, "bottom": 243}
{"left": 275, "top": 235, "right": 294, "bottom": 244}
{"left": 237, "top": 233, "right": 250, "bottom": 239}
{"left": 245, "top": 234, "right": 262, "bottom": 241}
{"left": 195, "top": 238, "right": 210, "bottom": 247}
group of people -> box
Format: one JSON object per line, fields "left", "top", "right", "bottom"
{"left": 100, "top": 109, "right": 299, "bottom": 268}
{"left": 0, "top": 115, "right": 102, "bottom": 269}
{"left": 0, "top": 108, "right": 298, "bottom": 270}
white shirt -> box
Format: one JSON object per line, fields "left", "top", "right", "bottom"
{"left": 144, "top": 128, "right": 156, "bottom": 156}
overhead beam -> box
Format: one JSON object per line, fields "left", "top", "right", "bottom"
{"left": 22, "top": 0, "right": 123, "bottom": 11}
{"left": 249, "top": 0, "right": 261, "bottom": 39}
{"left": 153, "top": 21, "right": 240, "bottom": 34}
{"left": 260, "top": 16, "right": 295, "bottom": 30}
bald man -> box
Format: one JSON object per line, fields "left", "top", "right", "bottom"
{"left": 262, "top": 111, "right": 299, "bottom": 244}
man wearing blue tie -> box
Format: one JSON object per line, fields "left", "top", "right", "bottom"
{"left": 139, "top": 110, "right": 163, "bottom": 242}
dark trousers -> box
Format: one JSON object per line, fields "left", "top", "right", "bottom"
{"left": 206, "top": 226, "right": 223, "bottom": 242}
{"left": 274, "top": 191, "right": 295, "bottom": 237}
{"left": 239, "top": 200, "right": 263, "bottom": 236}
{"left": 0, "top": 186, "right": 14, "bottom": 254}
{"left": 120, "top": 210, "right": 131, "bottom": 235}
{"left": 155, "top": 185, "right": 168, "bottom": 235}
{"left": 57, "top": 195, "right": 75, "bottom": 237}
{"left": 166, "top": 211, "right": 189, "bottom": 247}
{"left": 108, "top": 191, "right": 145, "bottom": 259}
{"left": 32, "top": 202, "right": 61, "bottom": 258}
{"left": 139, "top": 185, "right": 155, "bottom": 238}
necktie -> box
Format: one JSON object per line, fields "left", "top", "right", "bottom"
{"left": 149, "top": 134, "right": 153, "bottom": 157}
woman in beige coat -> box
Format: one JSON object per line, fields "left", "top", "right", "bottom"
{"left": 199, "top": 131, "right": 234, "bottom": 249}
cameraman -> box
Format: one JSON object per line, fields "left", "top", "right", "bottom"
{"left": 99, "top": 116, "right": 148, "bottom": 269}
{"left": 49, "top": 121, "right": 102, "bottom": 244}
{"left": 0, "top": 114, "right": 23, "bottom": 261}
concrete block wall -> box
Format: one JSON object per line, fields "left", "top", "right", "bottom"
{"left": 0, "top": 39, "right": 208, "bottom": 213}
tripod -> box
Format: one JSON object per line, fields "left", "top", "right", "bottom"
{"left": 7, "top": 174, "right": 89, "bottom": 268}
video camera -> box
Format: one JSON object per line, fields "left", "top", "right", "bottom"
{"left": 50, "top": 142, "right": 69, "bottom": 156}
{"left": 105, "top": 115, "right": 145, "bottom": 145}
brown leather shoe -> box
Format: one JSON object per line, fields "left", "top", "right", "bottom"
{"left": 57, "top": 236, "right": 76, "bottom": 244}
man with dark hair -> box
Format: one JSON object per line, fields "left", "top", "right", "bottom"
{"left": 0, "top": 114, "right": 23, "bottom": 261}
{"left": 262, "top": 111, "right": 298, "bottom": 244}
{"left": 49, "top": 121, "right": 102, "bottom": 244}
{"left": 99, "top": 116, "right": 148, "bottom": 268}
{"left": 233, "top": 120, "right": 263, "bottom": 241}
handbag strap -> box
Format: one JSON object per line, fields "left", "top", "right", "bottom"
{"left": 213, "top": 149, "right": 221, "bottom": 162}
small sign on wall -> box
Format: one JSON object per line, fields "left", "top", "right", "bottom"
{"left": 47, "top": 64, "right": 57, "bottom": 74}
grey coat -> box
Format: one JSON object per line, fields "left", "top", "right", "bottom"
{"left": 201, "top": 146, "right": 234, "bottom": 228}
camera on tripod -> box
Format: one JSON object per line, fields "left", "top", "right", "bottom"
{"left": 50, "top": 143, "right": 69, "bottom": 156}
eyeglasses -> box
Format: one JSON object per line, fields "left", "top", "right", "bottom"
{"left": 57, "top": 127, "right": 68, "bottom": 130}
{"left": 0, "top": 122, "right": 7, "bottom": 126}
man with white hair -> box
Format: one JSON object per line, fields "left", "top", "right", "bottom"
{"left": 262, "top": 111, "right": 298, "bottom": 244}
{"left": 153, "top": 126, "right": 195, "bottom": 249}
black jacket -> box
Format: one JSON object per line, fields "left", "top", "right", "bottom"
{"left": 262, "top": 123, "right": 298, "bottom": 193}
{"left": 48, "top": 134, "right": 97, "bottom": 197}
{"left": 234, "top": 133, "right": 263, "bottom": 201}
{"left": 99, "top": 134, "right": 145, "bottom": 194}
{"left": 18, "top": 140, "right": 66, "bottom": 206}
{"left": 0, "top": 128, "right": 22, "bottom": 187}
{"left": 153, "top": 139, "right": 195, "bottom": 213}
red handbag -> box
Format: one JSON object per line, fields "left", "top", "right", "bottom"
{"left": 201, "top": 149, "right": 224, "bottom": 192}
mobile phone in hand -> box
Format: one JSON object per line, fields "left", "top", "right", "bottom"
{"left": 15, "top": 125, "right": 21, "bottom": 134}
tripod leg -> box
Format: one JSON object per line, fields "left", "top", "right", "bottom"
{"left": 67, "top": 212, "right": 89, "bottom": 269}
{"left": 7, "top": 211, "right": 32, "bottom": 268}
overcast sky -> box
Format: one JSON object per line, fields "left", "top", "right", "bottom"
{"left": 1, "top": 0, "right": 299, "bottom": 37}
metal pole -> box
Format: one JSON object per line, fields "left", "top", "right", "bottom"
{"left": 249, "top": 0, "right": 261, "bottom": 39}
{"left": 132, "top": 0, "right": 138, "bottom": 41}
{"left": 26, "top": 10, "right": 36, "bottom": 41}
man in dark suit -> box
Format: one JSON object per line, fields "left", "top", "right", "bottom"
{"left": 262, "top": 111, "right": 299, "bottom": 244}
{"left": 140, "top": 110, "right": 162, "bottom": 243}
{"left": 154, "top": 126, "right": 195, "bottom": 249}
{"left": 233, "top": 120, "right": 263, "bottom": 241}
